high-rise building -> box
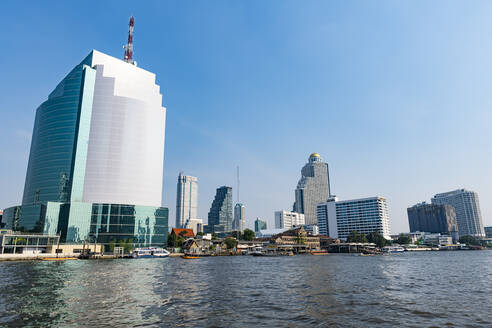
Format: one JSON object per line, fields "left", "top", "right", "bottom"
{"left": 407, "top": 202, "right": 458, "bottom": 238}
{"left": 274, "top": 210, "right": 305, "bottom": 229}
{"left": 207, "top": 186, "right": 233, "bottom": 233}
{"left": 2, "top": 47, "right": 169, "bottom": 248}
{"left": 176, "top": 173, "right": 198, "bottom": 228}
{"left": 233, "top": 203, "right": 246, "bottom": 232}
{"left": 317, "top": 196, "right": 391, "bottom": 240}
{"left": 254, "top": 218, "right": 267, "bottom": 232}
{"left": 294, "top": 153, "right": 331, "bottom": 225}
{"left": 186, "top": 218, "right": 203, "bottom": 235}
{"left": 431, "top": 189, "right": 485, "bottom": 237}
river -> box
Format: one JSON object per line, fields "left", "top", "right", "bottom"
{"left": 0, "top": 251, "right": 490, "bottom": 327}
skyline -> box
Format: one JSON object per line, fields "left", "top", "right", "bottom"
{"left": 1, "top": 1, "right": 492, "bottom": 233}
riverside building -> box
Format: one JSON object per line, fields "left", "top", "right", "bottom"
{"left": 431, "top": 189, "right": 485, "bottom": 237}
{"left": 317, "top": 196, "right": 391, "bottom": 240}
{"left": 206, "top": 186, "right": 233, "bottom": 233}
{"left": 274, "top": 210, "right": 305, "bottom": 229}
{"left": 294, "top": 153, "right": 331, "bottom": 225}
{"left": 407, "top": 202, "right": 458, "bottom": 240}
{"left": 176, "top": 173, "right": 198, "bottom": 228}
{"left": 2, "top": 46, "right": 168, "bottom": 248}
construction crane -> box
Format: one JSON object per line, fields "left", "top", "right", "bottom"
{"left": 123, "top": 16, "right": 135, "bottom": 64}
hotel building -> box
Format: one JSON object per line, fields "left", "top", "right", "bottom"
{"left": 317, "top": 196, "right": 391, "bottom": 240}
{"left": 431, "top": 189, "right": 485, "bottom": 238}
{"left": 294, "top": 153, "right": 331, "bottom": 225}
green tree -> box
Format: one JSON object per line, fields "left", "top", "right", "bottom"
{"left": 123, "top": 239, "right": 133, "bottom": 253}
{"left": 108, "top": 239, "right": 116, "bottom": 252}
{"left": 459, "top": 235, "right": 481, "bottom": 246}
{"left": 196, "top": 231, "right": 204, "bottom": 236}
{"left": 231, "top": 231, "right": 242, "bottom": 240}
{"left": 223, "top": 236, "right": 238, "bottom": 249}
{"left": 243, "top": 229, "right": 255, "bottom": 241}
{"left": 346, "top": 231, "right": 368, "bottom": 243}
{"left": 366, "top": 232, "right": 390, "bottom": 248}
{"left": 394, "top": 233, "right": 411, "bottom": 245}
{"left": 211, "top": 233, "right": 218, "bottom": 240}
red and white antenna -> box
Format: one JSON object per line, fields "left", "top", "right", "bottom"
{"left": 123, "top": 16, "right": 135, "bottom": 63}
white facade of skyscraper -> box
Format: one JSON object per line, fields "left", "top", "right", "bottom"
{"left": 431, "top": 189, "right": 485, "bottom": 237}
{"left": 176, "top": 173, "right": 198, "bottom": 228}
{"left": 294, "top": 153, "right": 331, "bottom": 225}
{"left": 233, "top": 203, "right": 246, "bottom": 232}
{"left": 317, "top": 196, "right": 391, "bottom": 240}
{"left": 275, "top": 210, "right": 305, "bottom": 229}
{"left": 81, "top": 50, "right": 166, "bottom": 207}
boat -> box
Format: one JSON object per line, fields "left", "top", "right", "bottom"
{"left": 42, "top": 257, "right": 78, "bottom": 261}
{"left": 381, "top": 246, "right": 405, "bottom": 253}
{"left": 133, "top": 247, "right": 170, "bottom": 258}
{"left": 181, "top": 255, "right": 201, "bottom": 259}
{"left": 311, "top": 250, "right": 329, "bottom": 255}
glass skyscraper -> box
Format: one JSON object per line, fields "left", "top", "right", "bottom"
{"left": 207, "top": 186, "right": 233, "bottom": 233}
{"left": 3, "top": 50, "right": 168, "bottom": 248}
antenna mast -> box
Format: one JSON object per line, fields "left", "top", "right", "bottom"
{"left": 237, "top": 166, "right": 240, "bottom": 203}
{"left": 123, "top": 16, "right": 135, "bottom": 63}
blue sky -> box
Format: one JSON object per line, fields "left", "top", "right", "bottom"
{"left": 1, "top": 1, "right": 491, "bottom": 233}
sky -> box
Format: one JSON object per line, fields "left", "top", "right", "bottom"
{"left": 1, "top": 1, "right": 491, "bottom": 233}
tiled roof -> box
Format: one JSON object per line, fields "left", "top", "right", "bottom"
{"left": 171, "top": 228, "right": 195, "bottom": 238}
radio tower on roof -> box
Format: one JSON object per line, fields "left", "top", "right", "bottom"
{"left": 123, "top": 16, "right": 135, "bottom": 64}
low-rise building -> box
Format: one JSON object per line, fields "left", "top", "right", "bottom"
{"left": 270, "top": 226, "right": 320, "bottom": 251}
{"left": 422, "top": 233, "right": 453, "bottom": 246}
{"left": 256, "top": 228, "right": 287, "bottom": 238}
{"left": 485, "top": 226, "right": 492, "bottom": 238}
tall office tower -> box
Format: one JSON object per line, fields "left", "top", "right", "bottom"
{"left": 275, "top": 210, "right": 305, "bottom": 229}
{"left": 207, "top": 186, "right": 233, "bottom": 233}
{"left": 407, "top": 202, "right": 458, "bottom": 237}
{"left": 3, "top": 42, "right": 169, "bottom": 247}
{"left": 233, "top": 203, "right": 246, "bottom": 232}
{"left": 431, "top": 189, "right": 485, "bottom": 237}
{"left": 254, "top": 218, "right": 267, "bottom": 232}
{"left": 176, "top": 173, "right": 198, "bottom": 228}
{"left": 294, "top": 153, "right": 331, "bottom": 225}
{"left": 317, "top": 196, "right": 391, "bottom": 240}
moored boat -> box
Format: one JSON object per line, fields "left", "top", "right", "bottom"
{"left": 133, "top": 247, "right": 170, "bottom": 258}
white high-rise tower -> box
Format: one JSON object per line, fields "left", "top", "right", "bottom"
{"left": 176, "top": 173, "right": 198, "bottom": 228}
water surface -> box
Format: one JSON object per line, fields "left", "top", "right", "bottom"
{"left": 0, "top": 251, "right": 490, "bottom": 327}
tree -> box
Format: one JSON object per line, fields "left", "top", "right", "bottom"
{"left": 108, "top": 239, "right": 116, "bottom": 252}
{"left": 459, "top": 235, "right": 481, "bottom": 246}
{"left": 231, "top": 231, "right": 242, "bottom": 240}
{"left": 223, "top": 237, "right": 238, "bottom": 249}
{"left": 366, "top": 232, "right": 390, "bottom": 248}
{"left": 211, "top": 233, "right": 218, "bottom": 240}
{"left": 394, "top": 233, "right": 411, "bottom": 245}
{"left": 168, "top": 232, "right": 185, "bottom": 248}
{"left": 243, "top": 229, "right": 255, "bottom": 241}
{"left": 196, "top": 231, "right": 204, "bottom": 236}
{"left": 346, "top": 231, "right": 368, "bottom": 243}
